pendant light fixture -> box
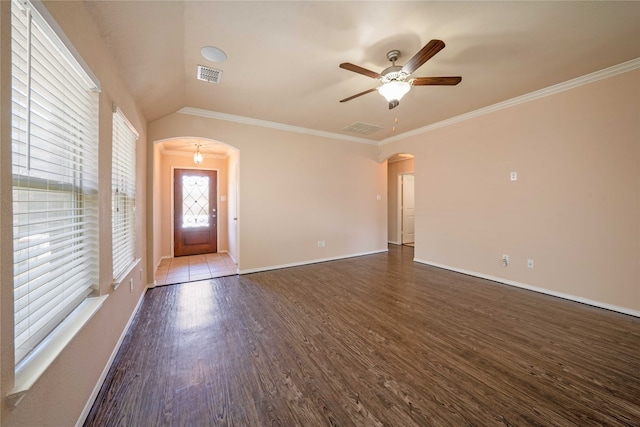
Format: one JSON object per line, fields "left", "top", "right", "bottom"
{"left": 193, "top": 144, "right": 203, "bottom": 164}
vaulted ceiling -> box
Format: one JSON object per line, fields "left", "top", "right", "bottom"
{"left": 84, "top": 1, "right": 640, "bottom": 142}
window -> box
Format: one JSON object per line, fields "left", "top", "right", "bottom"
{"left": 112, "top": 107, "right": 138, "bottom": 282}
{"left": 11, "top": 0, "right": 100, "bottom": 365}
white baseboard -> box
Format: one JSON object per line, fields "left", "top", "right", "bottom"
{"left": 240, "top": 249, "right": 389, "bottom": 275}
{"left": 76, "top": 287, "right": 149, "bottom": 427}
{"left": 388, "top": 241, "right": 401, "bottom": 245}
{"left": 414, "top": 258, "right": 640, "bottom": 318}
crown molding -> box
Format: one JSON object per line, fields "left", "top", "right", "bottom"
{"left": 177, "top": 107, "right": 378, "bottom": 145}
{"left": 380, "top": 57, "right": 640, "bottom": 145}
{"left": 176, "top": 58, "right": 639, "bottom": 148}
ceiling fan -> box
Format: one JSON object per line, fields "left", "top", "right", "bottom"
{"left": 339, "top": 39, "right": 461, "bottom": 109}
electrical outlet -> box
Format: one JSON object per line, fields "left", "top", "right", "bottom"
{"left": 527, "top": 259, "right": 534, "bottom": 269}
{"left": 510, "top": 172, "right": 518, "bottom": 181}
{"left": 502, "top": 254, "right": 509, "bottom": 267}
{"left": 130, "top": 278, "right": 134, "bottom": 292}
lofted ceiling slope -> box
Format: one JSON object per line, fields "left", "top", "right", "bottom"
{"left": 84, "top": 1, "right": 640, "bottom": 142}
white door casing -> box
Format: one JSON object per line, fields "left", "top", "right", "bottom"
{"left": 401, "top": 173, "right": 415, "bottom": 244}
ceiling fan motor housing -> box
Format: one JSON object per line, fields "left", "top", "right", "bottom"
{"left": 381, "top": 65, "right": 408, "bottom": 83}
{"left": 382, "top": 50, "right": 409, "bottom": 83}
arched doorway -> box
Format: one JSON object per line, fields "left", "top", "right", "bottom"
{"left": 152, "top": 137, "right": 239, "bottom": 283}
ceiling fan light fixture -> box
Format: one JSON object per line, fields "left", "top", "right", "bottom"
{"left": 378, "top": 81, "right": 411, "bottom": 103}
{"left": 339, "top": 40, "right": 460, "bottom": 108}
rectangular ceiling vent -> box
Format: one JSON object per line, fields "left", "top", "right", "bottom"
{"left": 197, "top": 65, "right": 223, "bottom": 84}
{"left": 342, "top": 122, "right": 383, "bottom": 135}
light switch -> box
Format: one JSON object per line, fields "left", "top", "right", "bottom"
{"left": 220, "top": 195, "right": 227, "bottom": 201}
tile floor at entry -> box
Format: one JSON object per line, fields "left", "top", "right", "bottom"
{"left": 155, "top": 252, "right": 237, "bottom": 286}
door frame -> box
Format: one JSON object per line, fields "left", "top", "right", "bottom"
{"left": 171, "top": 166, "right": 220, "bottom": 257}
{"left": 397, "top": 172, "right": 415, "bottom": 245}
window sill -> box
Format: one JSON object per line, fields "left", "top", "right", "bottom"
{"left": 6, "top": 295, "right": 109, "bottom": 408}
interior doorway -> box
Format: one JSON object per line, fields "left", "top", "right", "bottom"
{"left": 174, "top": 168, "right": 218, "bottom": 256}
{"left": 399, "top": 173, "right": 415, "bottom": 245}
{"left": 386, "top": 153, "right": 414, "bottom": 246}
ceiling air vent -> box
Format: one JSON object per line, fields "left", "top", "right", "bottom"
{"left": 197, "top": 65, "right": 223, "bottom": 83}
{"left": 342, "top": 122, "right": 384, "bottom": 135}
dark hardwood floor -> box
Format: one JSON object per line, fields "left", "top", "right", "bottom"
{"left": 85, "top": 245, "right": 640, "bottom": 426}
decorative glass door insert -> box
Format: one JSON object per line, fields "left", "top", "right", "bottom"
{"left": 182, "top": 175, "right": 210, "bottom": 228}
{"left": 174, "top": 169, "right": 218, "bottom": 257}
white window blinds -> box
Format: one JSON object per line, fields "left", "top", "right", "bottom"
{"left": 112, "top": 108, "right": 138, "bottom": 281}
{"left": 11, "top": 0, "right": 100, "bottom": 365}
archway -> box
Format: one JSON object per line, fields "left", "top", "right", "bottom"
{"left": 152, "top": 137, "right": 239, "bottom": 282}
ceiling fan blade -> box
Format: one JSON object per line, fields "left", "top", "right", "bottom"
{"left": 411, "top": 76, "right": 462, "bottom": 86}
{"left": 401, "top": 39, "right": 446, "bottom": 75}
{"left": 340, "top": 88, "right": 378, "bottom": 103}
{"left": 339, "top": 63, "right": 381, "bottom": 79}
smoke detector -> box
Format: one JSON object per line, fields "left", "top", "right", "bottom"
{"left": 197, "top": 65, "right": 223, "bottom": 83}
{"left": 201, "top": 46, "right": 227, "bottom": 63}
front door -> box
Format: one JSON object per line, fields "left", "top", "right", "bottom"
{"left": 174, "top": 169, "right": 217, "bottom": 256}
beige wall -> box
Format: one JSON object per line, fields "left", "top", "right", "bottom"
{"left": 153, "top": 143, "right": 163, "bottom": 270}
{"left": 387, "top": 158, "right": 415, "bottom": 244}
{"left": 381, "top": 68, "right": 640, "bottom": 314}
{"left": 226, "top": 150, "right": 240, "bottom": 263}
{"left": 0, "top": 2, "right": 11, "bottom": 423}
{"left": 0, "top": 2, "right": 149, "bottom": 425}
{"left": 149, "top": 114, "right": 388, "bottom": 272}
{"left": 157, "top": 150, "right": 229, "bottom": 259}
